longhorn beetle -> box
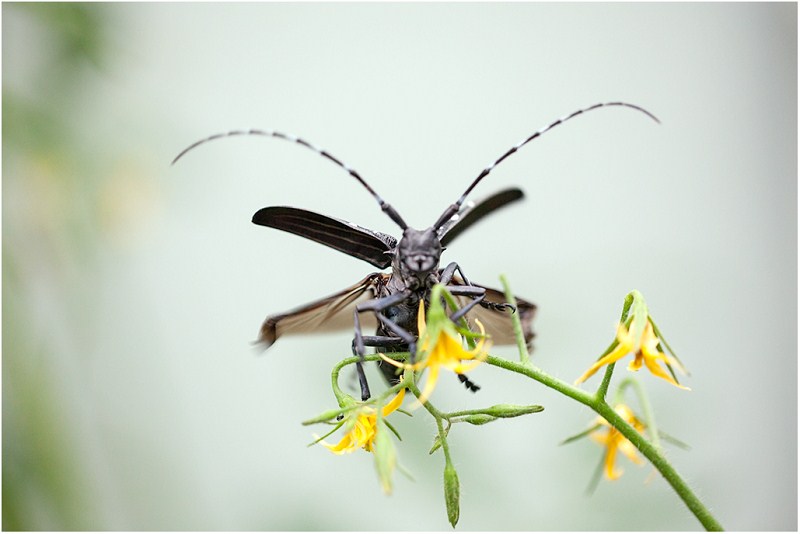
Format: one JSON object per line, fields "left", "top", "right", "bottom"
{"left": 173, "top": 102, "right": 659, "bottom": 401}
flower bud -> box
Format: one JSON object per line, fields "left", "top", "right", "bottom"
{"left": 463, "top": 414, "right": 498, "bottom": 425}
{"left": 443, "top": 462, "right": 460, "bottom": 527}
{"left": 482, "top": 403, "right": 544, "bottom": 418}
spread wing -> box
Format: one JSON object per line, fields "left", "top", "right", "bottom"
{"left": 256, "top": 272, "right": 535, "bottom": 351}
{"left": 449, "top": 277, "right": 536, "bottom": 348}
{"left": 257, "top": 273, "right": 388, "bottom": 348}
{"left": 252, "top": 206, "right": 396, "bottom": 268}
{"left": 438, "top": 188, "right": 524, "bottom": 247}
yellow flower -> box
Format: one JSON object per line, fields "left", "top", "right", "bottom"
{"left": 575, "top": 319, "right": 689, "bottom": 390}
{"left": 323, "top": 388, "right": 405, "bottom": 454}
{"left": 381, "top": 301, "right": 489, "bottom": 406}
{"left": 591, "top": 403, "right": 646, "bottom": 480}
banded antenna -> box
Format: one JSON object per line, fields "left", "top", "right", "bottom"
{"left": 433, "top": 102, "right": 661, "bottom": 230}
{"left": 172, "top": 129, "right": 409, "bottom": 230}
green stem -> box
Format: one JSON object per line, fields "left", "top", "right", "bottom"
{"left": 485, "top": 355, "right": 722, "bottom": 530}
{"left": 499, "top": 274, "right": 531, "bottom": 365}
{"left": 330, "top": 354, "right": 404, "bottom": 406}
{"left": 497, "top": 280, "right": 723, "bottom": 531}
{"left": 597, "top": 293, "right": 634, "bottom": 400}
{"left": 596, "top": 363, "right": 616, "bottom": 401}
{"left": 594, "top": 401, "right": 721, "bottom": 530}
{"left": 618, "top": 377, "right": 661, "bottom": 450}
{"left": 435, "top": 415, "right": 453, "bottom": 463}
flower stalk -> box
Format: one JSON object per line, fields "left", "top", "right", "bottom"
{"left": 495, "top": 275, "right": 722, "bottom": 531}
{"left": 316, "top": 280, "right": 720, "bottom": 531}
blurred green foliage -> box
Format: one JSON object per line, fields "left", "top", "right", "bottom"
{"left": 3, "top": 3, "right": 114, "bottom": 529}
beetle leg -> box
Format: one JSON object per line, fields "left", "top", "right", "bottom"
{"left": 373, "top": 311, "right": 417, "bottom": 365}
{"left": 439, "top": 261, "right": 460, "bottom": 285}
{"left": 359, "top": 335, "right": 404, "bottom": 347}
{"left": 351, "top": 291, "right": 411, "bottom": 400}
{"left": 445, "top": 285, "right": 486, "bottom": 322}
{"left": 442, "top": 261, "right": 516, "bottom": 317}
{"left": 355, "top": 361, "right": 371, "bottom": 401}
{"left": 457, "top": 373, "right": 481, "bottom": 393}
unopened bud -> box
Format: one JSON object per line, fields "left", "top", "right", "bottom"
{"left": 444, "top": 463, "right": 460, "bottom": 527}
{"left": 463, "top": 414, "right": 498, "bottom": 425}
{"left": 482, "top": 403, "right": 544, "bottom": 418}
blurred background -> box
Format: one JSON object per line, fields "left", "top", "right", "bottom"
{"left": 2, "top": 3, "right": 796, "bottom": 530}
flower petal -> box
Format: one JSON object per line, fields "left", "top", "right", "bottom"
{"left": 575, "top": 340, "right": 632, "bottom": 384}
{"left": 627, "top": 352, "right": 644, "bottom": 372}
{"left": 604, "top": 440, "right": 623, "bottom": 480}
{"left": 618, "top": 438, "right": 646, "bottom": 466}
{"left": 382, "top": 388, "right": 406, "bottom": 416}
{"left": 576, "top": 322, "right": 652, "bottom": 385}
{"left": 642, "top": 353, "right": 691, "bottom": 390}
{"left": 451, "top": 357, "right": 486, "bottom": 374}
{"left": 417, "top": 300, "right": 427, "bottom": 337}
{"left": 324, "top": 434, "right": 356, "bottom": 454}
{"left": 414, "top": 364, "right": 441, "bottom": 407}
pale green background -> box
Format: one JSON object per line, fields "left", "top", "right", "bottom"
{"left": 3, "top": 2, "right": 797, "bottom": 530}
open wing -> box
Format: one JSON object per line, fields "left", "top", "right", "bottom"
{"left": 257, "top": 272, "right": 535, "bottom": 351}
{"left": 257, "top": 273, "right": 388, "bottom": 348}
{"left": 252, "top": 206, "right": 396, "bottom": 268}
{"left": 438, "top": 188, "right": 524, "bottom": 247}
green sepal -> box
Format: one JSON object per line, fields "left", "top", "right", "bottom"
{"left": 383, "top": 418, "right": 403, "bottom": 441}
{"left": 306, "top": 421, "right": 345, "bottom": 447}
{"left": 429, "top": 435, "right": 443, "bottom": 454}
{"left": 659, "top": 429, "right": 691, "bottom": 450}
{"left": 301, "top": 406, "right": 354, "bottom": 426}
{"left": 372, "top": 419, "right": 397, "bottom": 495}
{"left": 560, "top": 423, "right": 602, "bottom": 445}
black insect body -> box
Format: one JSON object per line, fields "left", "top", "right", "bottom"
{"left": 249, "top": 190, "right": 533, "bottom": 398}
{"left": 173, "top": 102, "right": 658, "bottom": 401}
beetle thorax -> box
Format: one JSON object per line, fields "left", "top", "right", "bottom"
{"left": 392, "top": 227, "right": 442, "bottom": 290}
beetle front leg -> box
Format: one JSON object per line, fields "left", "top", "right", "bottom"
{"left": 440, "top": 262, "right": 485, "bottom": 320}
{"left": 445, "top": 284, "right": 487, "bottom": 322}
{"left": 441, "top": 261, "right": 516, "bottom": 318}
{"left": 351, "top": 291, "right": 411, "bottom": 400}
{"left": 439, "top": 261, "right": 465, "bottom": 286}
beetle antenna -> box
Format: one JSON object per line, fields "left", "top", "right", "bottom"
{"left": 172, "top": 129, "right": 409, "bottom": 230}
{"left": 433, "top": 102, "right": 660, "bottom": 230}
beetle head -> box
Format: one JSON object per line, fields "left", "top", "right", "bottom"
{"left": 395, "top": 227, "right": 442, "bottom": 286}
